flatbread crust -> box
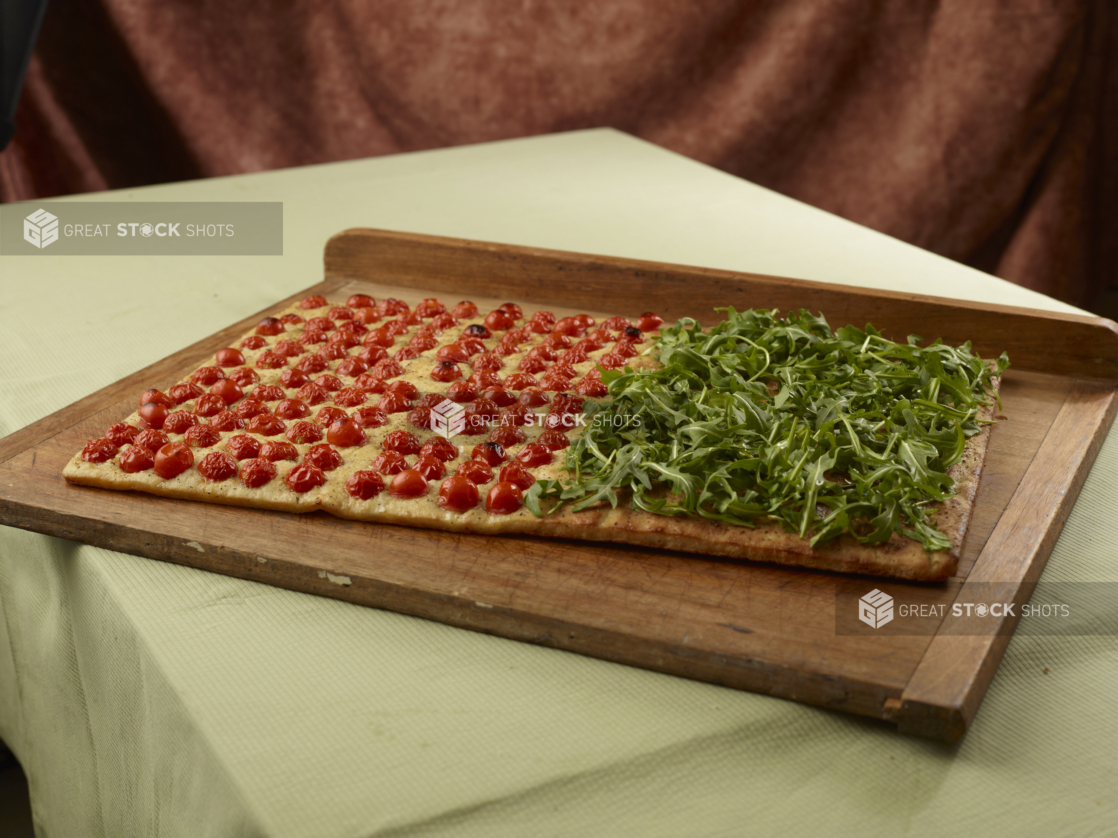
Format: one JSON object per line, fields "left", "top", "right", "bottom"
{"left": 64, "top": 298, "right": 999, "bottom": 581}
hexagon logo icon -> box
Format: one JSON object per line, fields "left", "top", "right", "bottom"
{"left": 858, "top": 589, "right": 894, "bottom": 629}
{"left": 430, "top": 399, "right": 466, "bottom": 440}
{"left": 24, "top": 209, "right": 59, "bottom": 249}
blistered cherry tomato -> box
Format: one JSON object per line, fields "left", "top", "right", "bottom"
{"left": 137, "top": 402, "right": 168, "bottom": 429}
{"left": 353, "top": 374, "right": 384, "bottom": 393}
{"left": 226, "top": 367, "right": 259, "bottom": 388}
{"left": 537, "top": 429, "right": 571, "bottom": 450}
{"left": 432, "top": 312, "right": 458, "bottom": 330}
{"left": 280, "top": 313, "right": 305, "bottom": 326}
{"left": 353, "top": 307, "right": 380, "bottom": 325}
{"left": 446, "top": 382, "right": 477, "bottom": 403}
{"left": 503, "top": 373, "right": 539, "bottom": 391}
{"left": 414, "top": 456, "right": 445, "bottom": 481}
{"left": 81, "top": 438, "right": 118, "bottom": 463}
{"left": 438, "top": 475, "right": 479, "bottom": 512}
{"left": 164, "top": 411, "right": 198, "bottom": 434}
{"left": 250, "top": 384, "right": 285, "bottom": 402}
{"left": 241, "top": 335, "right": 267, "bottom": 350}
{"left": 255, "top": 316, "right": 285, "bottom": 335}
{"left": 560, "top": 347, "right": 590, "bottom": 365}
{"left": 389, "top": 469, "right": 427, "bottom": 498}
{"left": 184, "top": 425, "right": 221, "bottom": 449}
{"left": 134, "top": 429, "right": 170, "bottom": 454}
{"left": 357, "top": 345, "right": 388, "bottom": 367}
{"left": 416, "top": 298, "right": 446, "bottom": 318}
{"left": 285, "top": 420, "right": 323, "bottom": 445}
{"left": 274, "top": 399, "right": 310, "bottom": 420}
{"left": 119, "top": 445, "right": 154, "bottom": 473}
{"left": 305, "top": 444, "right": 343, "bottom": 471}
{"left": 210, "top": 410, "right": 245, "bottom": 432}
{"left": 573, "top": 314, "right": 595, "bottom": 331}
{"left": 154, "top": 442, "right": 194, "bottom": 479}
{"left": 516, "top": 443, "right": 553, "bottom": 467}
{"left": 612, "top": 340, "right": 638, "bottom": 358}
{"left": 295, "top": 355, "right": 329, "bottom": 374}
{"left": 372, "top": 451, "right": 408, "bottom": 475}
{"left": 246, "top": 414, "right": 286, "bottom": 436}
{"left": 471, "top": 352, "right": 504, "bottom": 372}
{"left": 431, "top": 361, "right": 462, "bottom": 382}
{"left": 406, "top": 406, "right": 432, "bottom": 429}
{"left": 215, "top": 348, "right": 245, "bottom": 367}
{"left": 471, "top": 441, "right": 507, "bottom": 466}
{"left": 279, "top": 368, "right": 310, "bottom": 389}
{"left": 436, "top": 344, "right": 471, "bottom": 363}
{"left": 485, "top": 310, "right": 515, "bottom": 331}
{"left": 420, "top": 436, "right": 459, "bottom": 462}
{"left": 235, "top": 399, "right": 270, "bottom": 421}
{"left": 256, "top": 351, "right": 287, "bottom": 369}
{"left": 377, "top": 392, "right": 412, "bottom": 414}
{"left": 485, "top": 481, "right": 523, "bottom": 514}
{"left": 408, "top": 334, "right": 439, "bottom": 353}
{"left": 456, "top": 459, "right": 493, "bottom": 485}
{"left": 140, "top": 388, "right": 175, "bottom": 409}
{"left": 467, "top": 370, "right": 501, "bottom": 389}
{"left": 452, "top": 301, "right": 478, "bottom": 319}
{"left": 576, "top": 377, "right": 609, "bottom": 397}
{"left": 370, "top": 359, "right": 405, "bottom": 380}
{"left": 488, "top": 425, "right": 526, "bottom": 448}
{"left": 239, "top": 457, "right": 277, "bottom": 488}
{"left": 193, "top": 395, "right": 226, "bottom": 418}
{"left": 259, "top": 441, "right": 298, "bottom": 462}
{"left": 597, "top": 352, "right": 627, "bottom": 370}
{"left": 105, "top": 422, "right": 140, "bottom": 447}
{"left": 365, "top": 327, "right": 395, "bottom": 348}
{"left": 384, "top": 319, "right": 411, "bottom": 337}
{"left": 352, "top": 406, "right": 388, "bottom": 429}
{"left": 317, "top": 342, "right": 349, "bottom": 362}
{"left": 394, "top": 346, "right": 420, "bottom": 362}
{"left": 169, "top": 382, "right": 204, "bottom": 404}
{"left": 377, "top": 298, "right": 410, "bottom": 317}
{"left": 636, "top": 312, "right": 664, "bottom": 331}
{"left": 209, "top": 379, "right": 244, "bottom": 405}
{"left": 499, "top": 462, "right": 536, "bottom": 490}
{"left": 380, "top": 430, "right": 419, "bottom": 455}
{"left": 498, "top": 302, "right": 523, "bottom": 320}
{"left": 347, "top": 294, "right": 375, "bottom": 309}
{"left": 334, "top": 358, "right": 367, "bottom": 379}
{"left": 553, "top": 317, "right": 583, "bottom": 337}
{"left": 326, "top": 418, "right": 366, "bottom": 448}
{"left": 517, "top": 388, "right": 549, "bottom": 407}
{"left": 198, "top": 451, "right": 237, "bottom": 481}
{"left": 518, "top": 355, "right": 548, "bottom": 374}
{"left": 314, "top": 374, "right": 343, "bottom": 392}
{"left": 333, "top": 387, "right": 367, "bottom": 408}
{"left": 480, "top": 385, "right": 516, "bottom": 407}
{"left": 328, "top": 306, "right": 354, "bottom": 321}
{"left": 225, "top": 434, "right": 261, "bottom": 460}
{"left": 299, "top": 295, "right": 328, "bottom": 310}
{"left": 345, "top": 469, "right": 385, "bottom": 500}
{"left": 295, "top": 384, "right": 328, "bottom": 405}
{"left": 286, "top": 464, "right": 326, "bottom": 493}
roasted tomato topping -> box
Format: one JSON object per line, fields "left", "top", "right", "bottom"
{"left": 377, "top": 298, "right": 410, "bottom": 317}
{"left": 255, "top": 351, "right": 287, "bottom": 369}
{"left": 81, "top": 438, "right": 118, "bottom": 463}
{"left": 209, "top": 410, "right": 245, "bottom": 432}
{"left": 445, "top": 382, "right": 477, "bottom": 403}
{"left": 552, "top": 317, "right": 584, "bottom": 338}
{"left": 408, "top": 334, "right": 439, "bottom": 353}
{"left": 372, "top": 451, "right": 408, "bottom": 475}
{"left": 471, "top": 441, "right": 507, "bottom": 466}
{"left": 480, "top": 385, "right": 516, "bottom": 407}
{"left": 389, "top": 469, "right": 428, "bottom": 498}
{"left": 226, "top": 367, "right": 259, "bottom": 388}
{"left": 559, "top": 347, "right": 590, "bottom": 365}
{"left": 278, "top": 368, "right": 310, "bottom": 389}
{"left": 487, "top": 425, "right": 526, "bottom": 448}
{"left": 537, "top": 429, "right": 571, "bottom": 451}
{"left": 137, "top": 402, "right": 170, "bottom": 429}
{"left": 154, "top": 442, "right": 194, "bottom": 479}
{"left": 355, "top": 373, "right": 387, "bottom": 395}
{"left": 516, "top": 443, "right": 554, "bottom": 467}
{"left": 437, "top": 475, "right": 479, "bottom": 512}
{"left": 503, "top": 373, "right": 539, "bottom": 391}
{"left": 463, "top": 399, "right": 499, "bottom": 434}
{"left": 498, "top": 303, "right": 524, "bottom": 320}
{"left": 326, "top": 418, "right": 366, "bottom": 448}
{"left": 406, "top": 406, "right": 432, "bottom": 429}
{"left": 499, "top": 462, "right": 536, "bottom": 491}
{"left": 345, "top": 469, "right": 385, "bottom": 500}
{"left": 299, "top": 295, "right": 328, "bottom": 309}
{"left": 169, "top": 382, "right": 204, "bottom": 404}
{"left": 215, "top": 348, "right": 245, "bottom": 367}
{"left": 313, "top": 374, "right": 343, "bottom": 392}
{"left": 463, "top": 323, "right": 491, "bottom": 340}
{"left": 249, "top": 384, "right": 285, "bottom": 402}
{"left": 456, "top": 459, "right": 493, "bottom": 485}
{"left": 140, "top": 388, "right": 175, "bottom": 409}
{"left": 240, "top": 335, "right": 268, "bottom": 351}
{"left": 198, "top": 451, "right": 237, "bottom": 481}
{"left": 597, "top": 352, "right": 627, "bottom": 370}
{"left": 485, "top": 482, "right": 524, "bottom": 515}
{"left": 304, "top": 444, "right": 343, "bottom": 471}
{"left": 316, "top": 342, "right": 349, "bottom": 362}
{"left": 576, "top": 377, "right": 609, "bottom": 397}
{"left": 636, "top": 312, "right": 664, "bottom": 331}
{"left": 431, "top": 360, "right": 462, "bottom": 382}
{"left": 255, "top": 316, "right": 285, "bottom": 335}
{"left": 498, "top": 403, "right": 533, "bottom": 427}
{"left": 105, "top": 422, "right": 140, "bottom": 447}
{"left": 370, "top": 359, "right": 405, "bottom": 380}
{"left": 259, "top": 441, "right": 298, "bottom": 462}
{"left": 118, "top": 445, "right": 154, "bottom": 473}
{"left": 471, "top": 352, "right": 504, "bottom": 372}
{"left": 295, "top": 383, "right": 329, "bottom": 406}
{"left": 183, "top": 425, "right": 221, "bottom": 449}
{"left": 612, "top": 340, "right": 639, "bottom": 358}
{"left": 193, "top": 394, "right": 226, "bottom": 418}
{"left": 328, "top": 306, "right": 354, "bottom": 321}
{"left": 209, "top": 379, "right": 244, "bottom": 405}
{"left": 295, "top": 354, "right": 329, "bottom": 374}
{"left": 134, "top": 429, "right": 170, "bottom": 454}
{"left": 315, "top": 406, "right": 348, "bottom": 427}
{"left": 382, "top": 430, "right": 422, "bottom": 455}
{"left": 164, "top": 410, "right": 199, "bottom": 434}
{"left": 365, "top": 327, "right": 395, "bottom": 348}
{"left": 274, "top": 398, "right": 311, "bottom": 420}
{"left": 467, "top": 370, "right": 502, "bottom": 389}
{"left": 431, "top": 312, "right": 458, "bottom": 330}
{"left": 333, "top": 387, "right": 367, "bottom": 408}
{"left": 384, "top": 319, "right": 411, "bottom": 337}
{"left": 414, "top": 456, "right": 446, "bottom": 481}
{"left": 377, "top": 392, "right": 412, "bottom": 414}
{"left": 393, "top": 346, "right": 420, "bottom": 362}
{"left": 420, "top": 436, "right": 459, "bottom": 462}
{"left": 225, "top": 434, "right": 261, "bottom": 460}
{"left": 280, "top": 313, "right": 305, "bottom": 326}
{"left": 517, "top": 355, "right": 548, "bottom": 374}
{"left": 353, "top": 306, "right": 380, "bottom": 325}
{"left": 285, "top": 464, "right": 326, "bottom": 493}
{"left": 484, "top": 310, "right": 515, "bottom": 331}
{"left": 352, "top": 406, "right": 389, "bottom": 429}
{"left": 517, "top": 388, "right": 550, "bottom": 408}
{"left": 239, "top": 457, "right": 277, "bottom": 488}
{"left": 246, "top": 414, "right": 287, "bottom": 436}
{"left": 436, "top": 344, "right": 471, "bottom": 363}
{"left": 573, "top": 314, "right": 596, "bottom": 330}
{"left": 357, "top": 345, "right": 388, "bottom": 367}
{"left": 451, "top": 300, "right": 479, "bottom": 319}
{"left": 416, "top": 298, "right": 446, "bottom": 318}
{"left": 347, "top": 294, "right": 375, "bottom": 309}
{"left": 273, "top": 339, "right": 302, "bottom": 358}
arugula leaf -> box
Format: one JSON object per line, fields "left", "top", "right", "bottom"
{"left": 523, "top": 308, "right": 1007, "bottom": 552}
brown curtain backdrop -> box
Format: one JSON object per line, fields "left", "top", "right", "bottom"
{"left": 2, "top": 0, "right": 1115, "bottom": 310}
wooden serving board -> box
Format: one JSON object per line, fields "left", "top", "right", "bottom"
{"left": 2, "top": 229, "right": 1116, "bottom": 741}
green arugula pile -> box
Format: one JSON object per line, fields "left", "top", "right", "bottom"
{"left": 525, "top": 308, "right": 1007, "bottom": 552}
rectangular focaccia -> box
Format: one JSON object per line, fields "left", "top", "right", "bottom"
{"left": 64, "top": 293, "right": 998, "bottom": 581}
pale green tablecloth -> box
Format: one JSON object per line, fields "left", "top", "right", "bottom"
{"left": 1, "top": 130, "right": 1114, "bottom": 837}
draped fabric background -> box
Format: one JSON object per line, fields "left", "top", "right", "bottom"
{"left": 2, "top": 0, "right": 1114, "bottom": 310}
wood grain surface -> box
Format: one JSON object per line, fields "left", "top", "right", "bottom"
{"left": 2, "top": 229, "right": 1115, "bottom": 741}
